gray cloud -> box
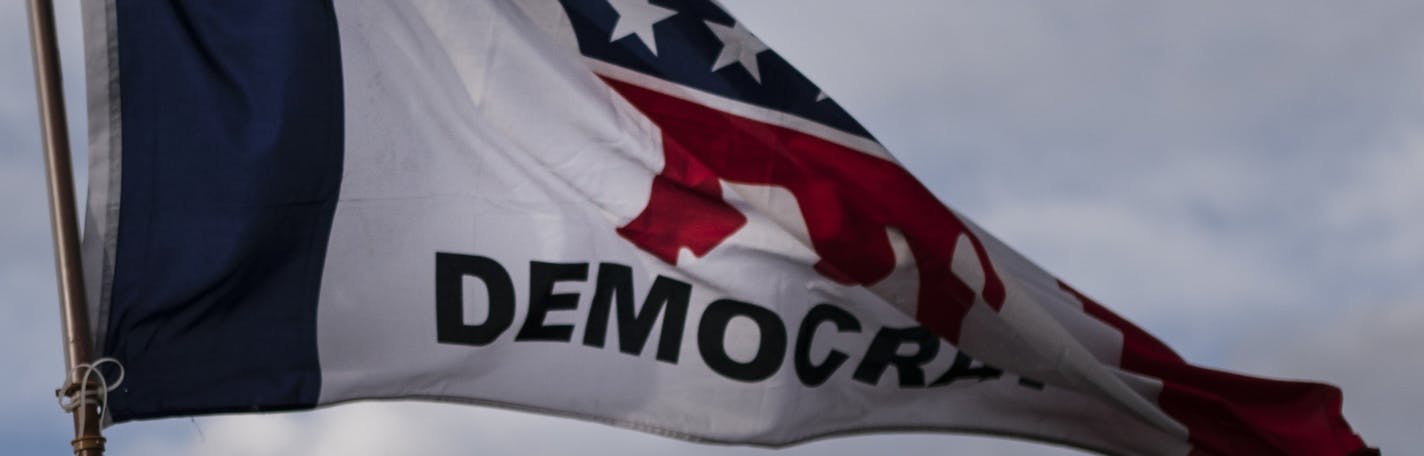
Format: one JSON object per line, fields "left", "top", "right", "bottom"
{"left": 1231, "top": 296, "right": 1424, "bottom": 453}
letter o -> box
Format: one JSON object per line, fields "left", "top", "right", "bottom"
{"left": 697, "top": 299, "right": 787, "bottom": 382}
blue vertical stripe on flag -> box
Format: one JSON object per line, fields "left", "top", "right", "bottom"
{"left": 104, "top": 0, "right": 344, "bottom": 422}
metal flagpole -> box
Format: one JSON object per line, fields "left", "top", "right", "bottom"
{"left": 26, "top": 0, "right": 106, "bottom": 454}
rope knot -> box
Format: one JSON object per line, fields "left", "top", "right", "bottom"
{"left": 55, "top": 357, "right": 125, "bottom": 431}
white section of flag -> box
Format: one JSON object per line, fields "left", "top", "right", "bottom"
{"left": 309, "top": 2, "right": 1192, "bottom": 454}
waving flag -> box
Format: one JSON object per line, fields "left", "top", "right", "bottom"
{"left": 80, "top": 1, "right": 1368, "bottom": 454}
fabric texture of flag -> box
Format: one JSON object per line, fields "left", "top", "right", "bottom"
{"left": 79, "top": 1, "right": 1369, "bottom": 455}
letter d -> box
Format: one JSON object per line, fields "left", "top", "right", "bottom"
{"left": 436, "top": 252, "right": 515, "bottom": 346}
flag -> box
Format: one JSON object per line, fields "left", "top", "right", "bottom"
{"left": 79, "top": 1, "right": 1368, "bottom": 454}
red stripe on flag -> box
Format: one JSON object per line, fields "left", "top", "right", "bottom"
{"left": 1059, "top": 282, "right": 1368, "bottom": 455}
{"left": 603, "top": 77, "right": 1005, "bottom": 343}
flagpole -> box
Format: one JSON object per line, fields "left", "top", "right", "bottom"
{"left": 26, "top": 0, "right": 106, "bottom": 454}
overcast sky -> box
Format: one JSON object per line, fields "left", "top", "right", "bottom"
{"left": 3, "top": 1, "right": 1421, "bottom": 454}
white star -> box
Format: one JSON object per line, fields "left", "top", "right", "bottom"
{"left": 705, "top": 20, "right": 769, "bottom": 83}
{"left": 606, "top": 0, "right": 677, "bottom": 56}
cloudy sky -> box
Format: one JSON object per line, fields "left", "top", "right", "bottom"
{"left": 3, "top": 1, "right": 1421, "bottom": 454}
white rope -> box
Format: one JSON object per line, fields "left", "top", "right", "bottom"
{"left": 56, "top": 357, "right": 125, "bottom": 432}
